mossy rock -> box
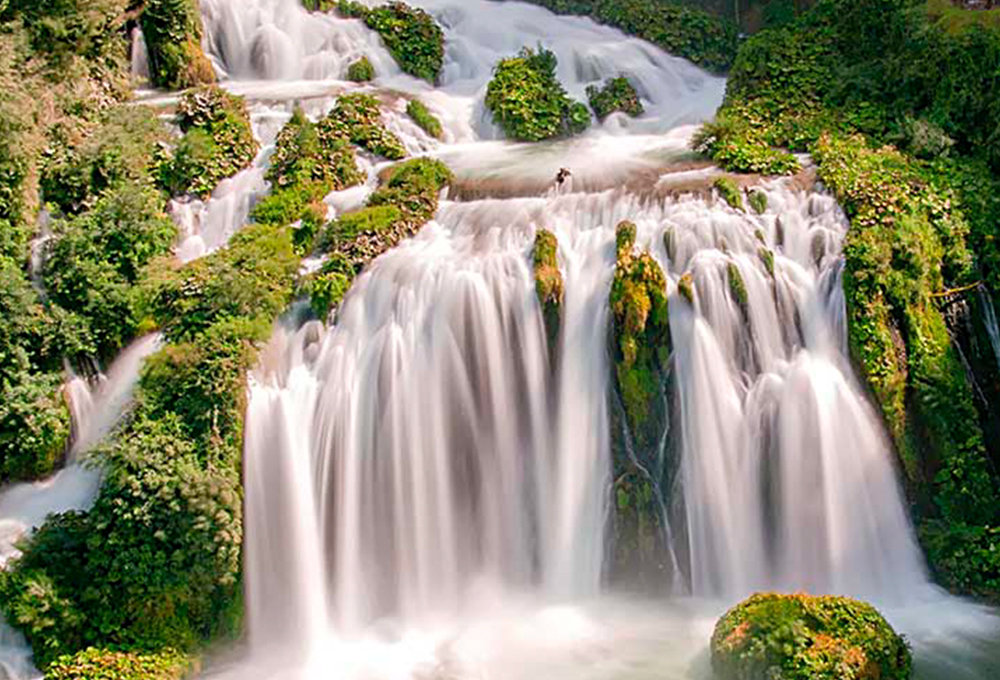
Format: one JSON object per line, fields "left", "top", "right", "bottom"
{"left": 141, "top": 0, "right": 216, "bottom": 90}
{"left": 749, "top": 189, "right": 768, "bottom": 215}
{"left": 714, "top": 176, "right": 744, "bottom": 211}
{"left": 337, "top": 1, "right": 444, "bottom": 83}
{"left": 533, "top": 228, "right": 563, "bottom": 359}
{"left": 161, "top": 86, "right": 258, "bottom": 198}
{"left": 319, "top": 93, "right": 406, "bottom": 160}
{"left": 678, "top": 272, "right": 695, "bottom": 305}
{"left": 608, "top": 468, "right": 671, "bottom": 592}
{"left": 711, "top": 593, "right": 912, "bottom": 680}
{"left": 406, "top": 98, "right": 443, "bottom": 140}
{"left": 485, "top": 46, "right": 590, "bottom": 142}
{"left": 587, "top": 75, "right": 644, "bottom": 121}
{"left": 727, "top": 261, "right": 749, "bottom": 315}
{"left": 346, "top": 56, "right": 375, "bottom": 82}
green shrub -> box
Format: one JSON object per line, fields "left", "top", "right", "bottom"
{"left": 485, "top": 47, "right": 590, "bottom": 142}
{"left": 406, "top": 98, "right": 443, "bottom": 139}
{"left": 3, "top": 0, "right": 128, "bottom": 65}
{"left": 305, "top": 257, "right": 352, "bottom": 319}
{"left": 42, "top": 106, "right": 170, "bottom": 215}
{"left": 921, "top": 521, "right": 1000, "bottom": 600}
{"left": 347, "top": 1, "right": 444, "bottom": 83}
{"left": 748, "top": 189, "right": 768, "bottom": 214}
{"left": 586, "top": 76, "right": 644, "bottom": 121}
{"left": 711, "top": 593, "right": 912, "bottom": 680}
{"left": 161, "top": 86, "right": 258, "bottom": 198}
{"left": 45, "top": 647, "right": 191, "bottom": 680}
{"left": 346, "top": 56, "right": 375, "bottom": 82}
{"left": 318, "top": 93, "right": 406, "bottom": 160}
{"left": 140, "top": 0, "right": 216, "bottom": 89}
{"left": 43, "top": 182, "right": 176, "bottom": 359}
{"left": 0, "top": 371, "right": 70, "bottom": 482}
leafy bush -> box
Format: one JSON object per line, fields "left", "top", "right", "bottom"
{"left": 2, "top": 0, "right": 128, "bottom": 66}
{"left": 586, "top": 76, "right": 644, "bottom": 121}
{"left": 0, "top": 371, "right": 70, "bottom": 482}
{"left": 45, "top": 647, "right": 191, "bottom": 680}
{"left": 140, "top": 0, "right": 216, "bottom": 89}
{"left": 406, "top": 98, "right": 443, "bottom": 139}
{"left": 711, "top": 593, "right": 912, "bottom": 680}
{"left": 346, "top": 56, "right": 375, "bottom": 82}
{"left": 44, "top": 182, "right": 176, "bottom": 359}
{"left": 485, "top": 47, "right": 590, "bottom": 142}
{"left": 318, "top": 93, "right": 406, "bottom": 160}
{"left": 533, "top": 229, "right": 563, "bottom": 353}
{"left": 161, "top": 86, "right": 258, "bottom": 198}
{"left": 304, "top": 257, "right": 352, "bottom": 319}
{"left": 339, "top": 1, "right": 444, "bottom": 83}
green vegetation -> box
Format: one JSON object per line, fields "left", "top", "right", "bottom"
{"left": 533, "top": 229, "right": 563, "bottom": 356}
{"left": 161, "top": 86, "right": 259, "bottom": 198}
{"left": 510, "top": 0, "right": 737, "bottom": 73}
{"left": 609, "top": 220, "right": 670, "bottom": 440}
{"left": 406, "top": 98, "right": 443, "bottom": 139}
{"left": 336, "top": 1, "right": 445, "bottom": 83}
{"left": 140, "top": 0, "right": 216, "bottom": 89}
{"left": 713, "top": 176, "right": 743, "bottom": 211}
{"left": 346, "top": 56, "right": 375, "bottom": 82}
{"left": 586, "top": 76, "right": 644, "bottom": 121}
{"left": 749, "top": 188, "right": 768, "bottom": 214}
{"left": 251, "top": 106, "right": 364, "bottom": 251}
{"left": 711, "top": 593, "right": 912, "bottom": 680}
{"left": 695, "top": 0, "right": 1000, "bottom": 598}
{"left": 45, "top": 647, "right": 191, "bottom": 680}
{"left": 320, "top": 93, "right": 406, "bottom": 160}
{"left": 727, "top": 261, "right": 749, "bottom": 314}
{"left": 485, "top": 47, "right": 590, "bottom": 142}
{"left": 0, "top": 372, "right": 70, "bottom": 482}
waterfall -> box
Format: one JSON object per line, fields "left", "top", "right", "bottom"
{"left": 980, "top": 284, "right": 1000, "bottom": 371}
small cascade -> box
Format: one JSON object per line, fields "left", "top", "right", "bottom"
{"left": 130, "top": 26, "right": 150, "bottom": 82}
{"left": 979, "top": 284, "right": 1000, "bottom": 371}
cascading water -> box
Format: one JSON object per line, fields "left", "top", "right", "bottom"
{"left": 190, "top": 1, "right": 1000, "bottom": 678}
{"left": 979, "top": 284, "right": 1000, "bottom": 371}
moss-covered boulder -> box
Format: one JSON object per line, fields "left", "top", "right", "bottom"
{"left": 45, "top": 647, "right": 192, "bottom": 680}
{"left": 336, "top": 1, "right": 444, "bottom": 83}
{"left": 714, "top": 176, "right": 744, "bottom": 211}
{"left": 319, "top": 93, "right": 406, "bottom": 160}
{"left": 406, "top": 98, "right": 443, "bottom": 140}
{"left": 485, "top": 46, "right": 590, "bottom": 142}
{"left": 711, "top": 593, "right": 912, "bottom": 680}
{"left": 346, "top": 56, "right": 375, "bottom": 82}
{"left": 533, "top": 228, "right": 563, "bottom": 360}
{"left": 586, "top": 76, "right": 644, "bottom": 121}
{"left": 141, "top": 0, "right": 216, "bottom": 90}
{"left": 161, "top": 86, "right": 258, "bottom": 198}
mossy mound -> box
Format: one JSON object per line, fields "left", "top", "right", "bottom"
{"left": 533, "top": 228, "right": 563, "bottom": 358}
{"left": 140, "top": 0, "right": 216, "bottom": 90}
{"left": 161, "top": 86, "right": 259, "bottom": 198}
{"left": 45, "top": 647, "right": 192, "bottom": 680}
{"left": 485, "top": 46, "right": 590, "bottom": 142}
{"left": 336, "top": 1, "right": 444, "bottom": 83}
{"left": 319, "top": 93, "right": 406, "bottom": 160}
{"left": 346, "top": 56, "right": 375, "bottom": 82}
{"left": 711, "top": 593, "right": 912, "bottom": 680}
{"left": 406, "top": 98, "right": 443, "bottom": 140}
{"left": 0, "top": 373, "right": 70, "bottom": 482}
{"left": 609, "top": 220, "right": 670, "bottom": 440}
{"left": 586, "top": 76, "right": 643, "bottom": 121}
{"left": 713, "top": 176, "right": 744, "bottom": 211}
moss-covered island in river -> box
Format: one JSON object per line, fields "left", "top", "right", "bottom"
{"left": 587, "top": 75, "right": 644, "bottom": 121}
{"left": 712, "top": 593, "right": 913, "bottom": 680}
{"left": 693, "top": 0, "right": 1000, "bottom": 601}
{"left": 140, "top": 0, "right": 216, "bottom": 89}
{"left": 334, "top": 0, "right": 445, "bottom": 83}
{"left": 485, "top": 46, "right": 590, "bottom": 142}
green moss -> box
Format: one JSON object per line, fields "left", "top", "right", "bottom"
{"left": 485, "top": 47, "right": 590, "bottom": 142}
{"left": 337, "top": 1, "right": 444, "bottom": 83}
{"left": 727, "top": 261, "right": 749, "bottom": 313}
{"left": 45, "top": 647, "right": 192, "bottom": 680}
{"left": 749, "top": 189, "right": 768, "bottom": 215}
{"left": 305, "top": 257, "right": 352, "bottom": 320}
{"left": 713, "top": 176, "right": 744, "bottom": 211}
{"left": 586, "top": 76, "right": 644, "bottom": 121}
{"left": 140, "top": 0, "right": 216, "bottom": 89}
{"left": 346, "top": 56, "right": 375, "bottom": 82}
{"left": 319, "top": 93, "right": 406, "bottom": 160}
{"left": 533, "top": 228, "right": 563, "bottom": 355}
{"left": 610, "top": 220, "right": 670, "bottom": 436}
{"left": 758, "top": 247, "right": 775, "bottom": 277}
{"left": 406, "top": 99, "right": 443, "bottom": 140}
{"left": 678, "top": 272, "right": 695, "bottom": 304}
{"left": 711, "top": 593, "right": 912, "bottom": 680}
{"left": 161, "top": 86, "right": 259, "bottom": 198}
